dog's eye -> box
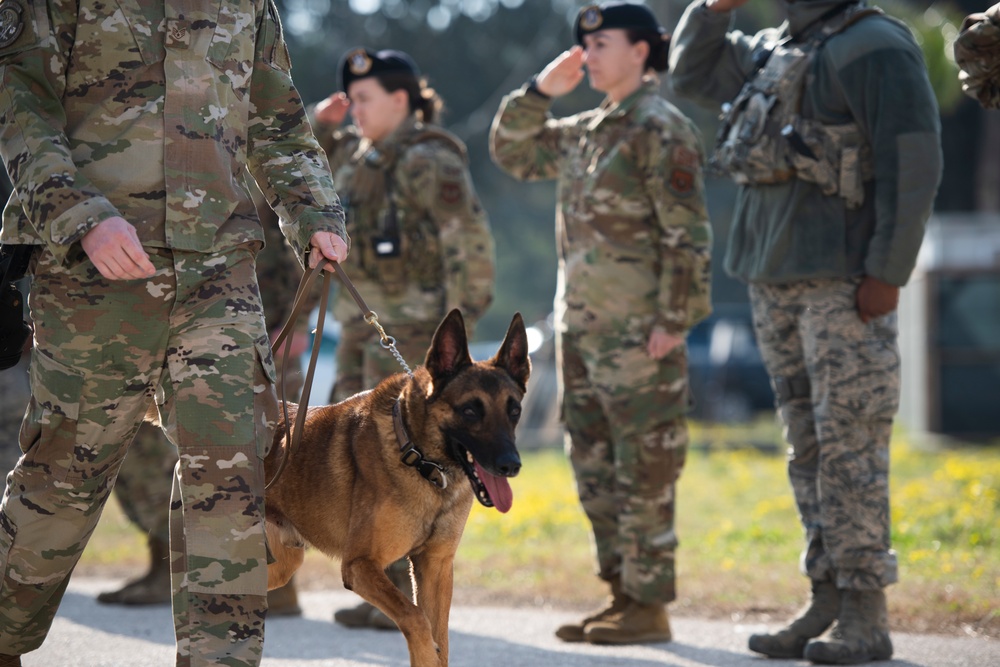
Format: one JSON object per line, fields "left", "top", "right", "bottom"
{"left": 458, "top": 400, "right": 483, "bottom": 422}
{"left": 508, "top": 400, "right": 521, "bottom": 422}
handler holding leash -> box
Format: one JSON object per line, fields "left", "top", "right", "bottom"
{"left": 309, "top": 47, "right": 496, "bottom": 630}
{"left": 0, "top": 2, "right": 348, "bottom": 665}
{"left": 491, "top": 2, "right": 712, "bottom": 645}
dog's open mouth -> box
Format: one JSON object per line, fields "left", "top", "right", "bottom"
{"left": 455, "top": 447, "right": 514, "bottom": 514}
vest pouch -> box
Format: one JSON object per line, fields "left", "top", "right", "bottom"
{"left": 405, "top": 221, "right": 444, "bottom": 291}
{"left": 369, "top": 229, "right": 407, "bottom": 296}
{"left": 790, "top": 121, "right": 870, "bottom": 209}
{"left": 714, "top": 91, "right": 793, "bottom": 185}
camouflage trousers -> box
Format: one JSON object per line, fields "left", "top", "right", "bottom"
{"left": 330, "top": 319, "right": 440, "bottom": 403}
{"left": 749, "top": 278, "right": 900, "bottom": 591}
{"left": 112, "top": 343, "right": 306, "bottom": 548}
{"left": 0, "top": 354, "right": 30, "bottom": 478}
{"left": 0, "top": 244, "right": 277, "bottom": 666}
{"left": 559, "top": 329, "right": 689, "bottom": 606}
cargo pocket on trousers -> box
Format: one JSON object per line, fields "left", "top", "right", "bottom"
{"left": 19, "top": 347, "right": 85, "bottom": 481}
{"left": 254, "top": 337, "right": 279, "bottom": 461}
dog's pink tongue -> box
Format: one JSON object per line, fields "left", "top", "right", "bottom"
{"left": 474, "top": 461, "right": 513, "bottom": 513}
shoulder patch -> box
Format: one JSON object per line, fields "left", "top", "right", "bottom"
{"left": 668, "top": 168, "right": 695, "bottom": 198}
{"left": 0, "top": 0, "right": 35, "bottom": 57}
{"left": 438, "top": 179, "right": 464, "bottom": 207}
{"left": 672, "top": 145, "right": 700, "bottom": 169}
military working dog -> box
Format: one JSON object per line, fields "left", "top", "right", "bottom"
{"left": 264, "top": 309, "right": 530, "bottom": 667}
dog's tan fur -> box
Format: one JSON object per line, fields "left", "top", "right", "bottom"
{"left": 264, "top": 310, "right": 530, "bottom": 667}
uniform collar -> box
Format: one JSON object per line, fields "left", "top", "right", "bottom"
{"left": 356, "top": 114, "right": 421, "bottom": 168}
{"left": 591, "top": 79, "right": 657, "bottom": 129}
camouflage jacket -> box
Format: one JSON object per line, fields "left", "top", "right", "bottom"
{"left": 671, "top": 0, "right": 942, "bottom": 287}
{"left": 311, "top": 114, "right": 495, "bottom": 328}
{"left": 0, "top": 0, "right": 347, "bottom": 265}
{"left": 955, "top": 3, "right": 1000, "bottom": 110}
{"left": 490, "top": 81, "right": 712, "bottom": 337}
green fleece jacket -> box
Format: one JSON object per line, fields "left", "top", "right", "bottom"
{"left": 669, "top": 0, "right": 942, "bottom": 287}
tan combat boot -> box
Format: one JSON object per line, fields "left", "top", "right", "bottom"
{"left": 267, "top": 576, "right": 302, "bottom": 617}
{"left": 0, "top": 654, "right": 22, "bottom": 667}
{"left": 804, "top": 589, "right": 893, "bottom": 664}
{"left": 554, "top": 576, "right": 628, "bottom": 642}
{"left": 96, "top": 535, "right": 171, "bottom": 605}
{"left": 333, "top": 560, "right": 411, "bottom": 631}
{"left": 583, "top": 598, "right": 672, "bottom": 645}
{"left": 748, "top": 579, "right": 840, "bottom": 658}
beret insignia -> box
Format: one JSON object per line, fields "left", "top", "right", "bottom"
{"left": 347, "top": 48, "right": 373, "bottom": 76}
{"left": 579, "top": 6, "right": 603, "bottom": 32}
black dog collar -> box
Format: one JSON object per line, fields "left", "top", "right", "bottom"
{"left": 392, "top": 398, "right": 448, "bottom": 490}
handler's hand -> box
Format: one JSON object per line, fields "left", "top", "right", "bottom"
{"left": 308, "top": 231, "right": 349, "bottom": 270}
{"left": 314, "top": 92, "right": 351, "bottom": 126}
{"left": 81, "top": 216, "right": 156, "bottom": 281}
{"left": 647, "top": 326, "right": 685, "bottom": 360}
{"left": 856, "top": 275, "right": 899, "bottom": 323}
{"left": 536, "top": 47, "right": 586, "bottom": 98}
{"left": 705, "top": 0, "right": 751, "bottom": 13}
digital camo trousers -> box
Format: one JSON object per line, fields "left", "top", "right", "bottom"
{"left": 559, "top": 329, "right": 689, "bottom": 605}
{"left": 0, "top": 244, "right": 277, "bottom": 666}
{"left": 749, "top": 278, "right": 900, "bottom": 591}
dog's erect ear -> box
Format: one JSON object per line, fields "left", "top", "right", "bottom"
{"left": 425, "top": 308, "right": 473, "bottom": 380}
{"left": 491, "top": 312, "right": 530, "bottom": 391}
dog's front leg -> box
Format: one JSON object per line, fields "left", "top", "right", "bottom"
{"left": 265, "top": 519, "right": 305, "bottom": 590}
{"left": 342, "top": 555, "right": 441, "bottom": 667}
{"left": 410, "top": 550, "right": 455, "bottom": 667}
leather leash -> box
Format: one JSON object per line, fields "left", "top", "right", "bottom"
{"left": 266, "top": 259, "right": 412, "bottom": 490}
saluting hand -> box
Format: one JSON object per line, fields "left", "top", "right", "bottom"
{"left": 314, "top": 92, "right": 351, "bottom": 126}
{"left": 536, "top": 46, "right": 587, "bottom": 98}
{"left": 705, "top": 0, "right": 751, "bottom": 12}
{"left": 81, "top": 216, "right": 156, "bottom": 281}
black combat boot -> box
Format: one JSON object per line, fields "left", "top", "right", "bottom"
{"left": 804, "top": 588, "right": 893, "bottom": 664}
{"left": 748, "top": 579, "right": 840, "bottom": 658}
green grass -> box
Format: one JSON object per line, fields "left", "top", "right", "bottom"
{"left": 81, "top": 421, "right": 1000, "bottom": 636}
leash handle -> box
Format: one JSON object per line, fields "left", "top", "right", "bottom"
{"left": 268, "top": 263, "right": 331, "bottom": 490}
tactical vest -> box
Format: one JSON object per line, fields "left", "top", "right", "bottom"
{"left": 711, "top": 4, "right": 882, "bottom": 209}
{"left": 345, "top": 124, "right": 467, "bottom": 294}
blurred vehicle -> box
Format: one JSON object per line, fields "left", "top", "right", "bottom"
{"left": 687, "top": 303, "right": 774, "bottom": 423}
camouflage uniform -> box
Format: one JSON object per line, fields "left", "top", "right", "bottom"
{"left": 312, "top": 115, "right": 496, "bottom": 401}
{"left": 490, "top": 81, "right": 712, "bottom": 604}
{"left": 0, "top": 3, "right": 347, "bottom": 666}
{"left": 0, "top": 300, "right": 29, "bottom": 477}
{"left": 671, "top": 0, "right": 942, "bottom": 592}
{"left": 108, "top": 210, "right": 313, "bottom": 562}
{"left": 954, "top": 3, "right": 1000, "bottom": 110}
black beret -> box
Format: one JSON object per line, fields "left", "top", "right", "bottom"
{"left": 339, "top": 47, "right": 420, "bottom": 92}
{"left": 574, "top": 3, "right": 665, "bottom": 45}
